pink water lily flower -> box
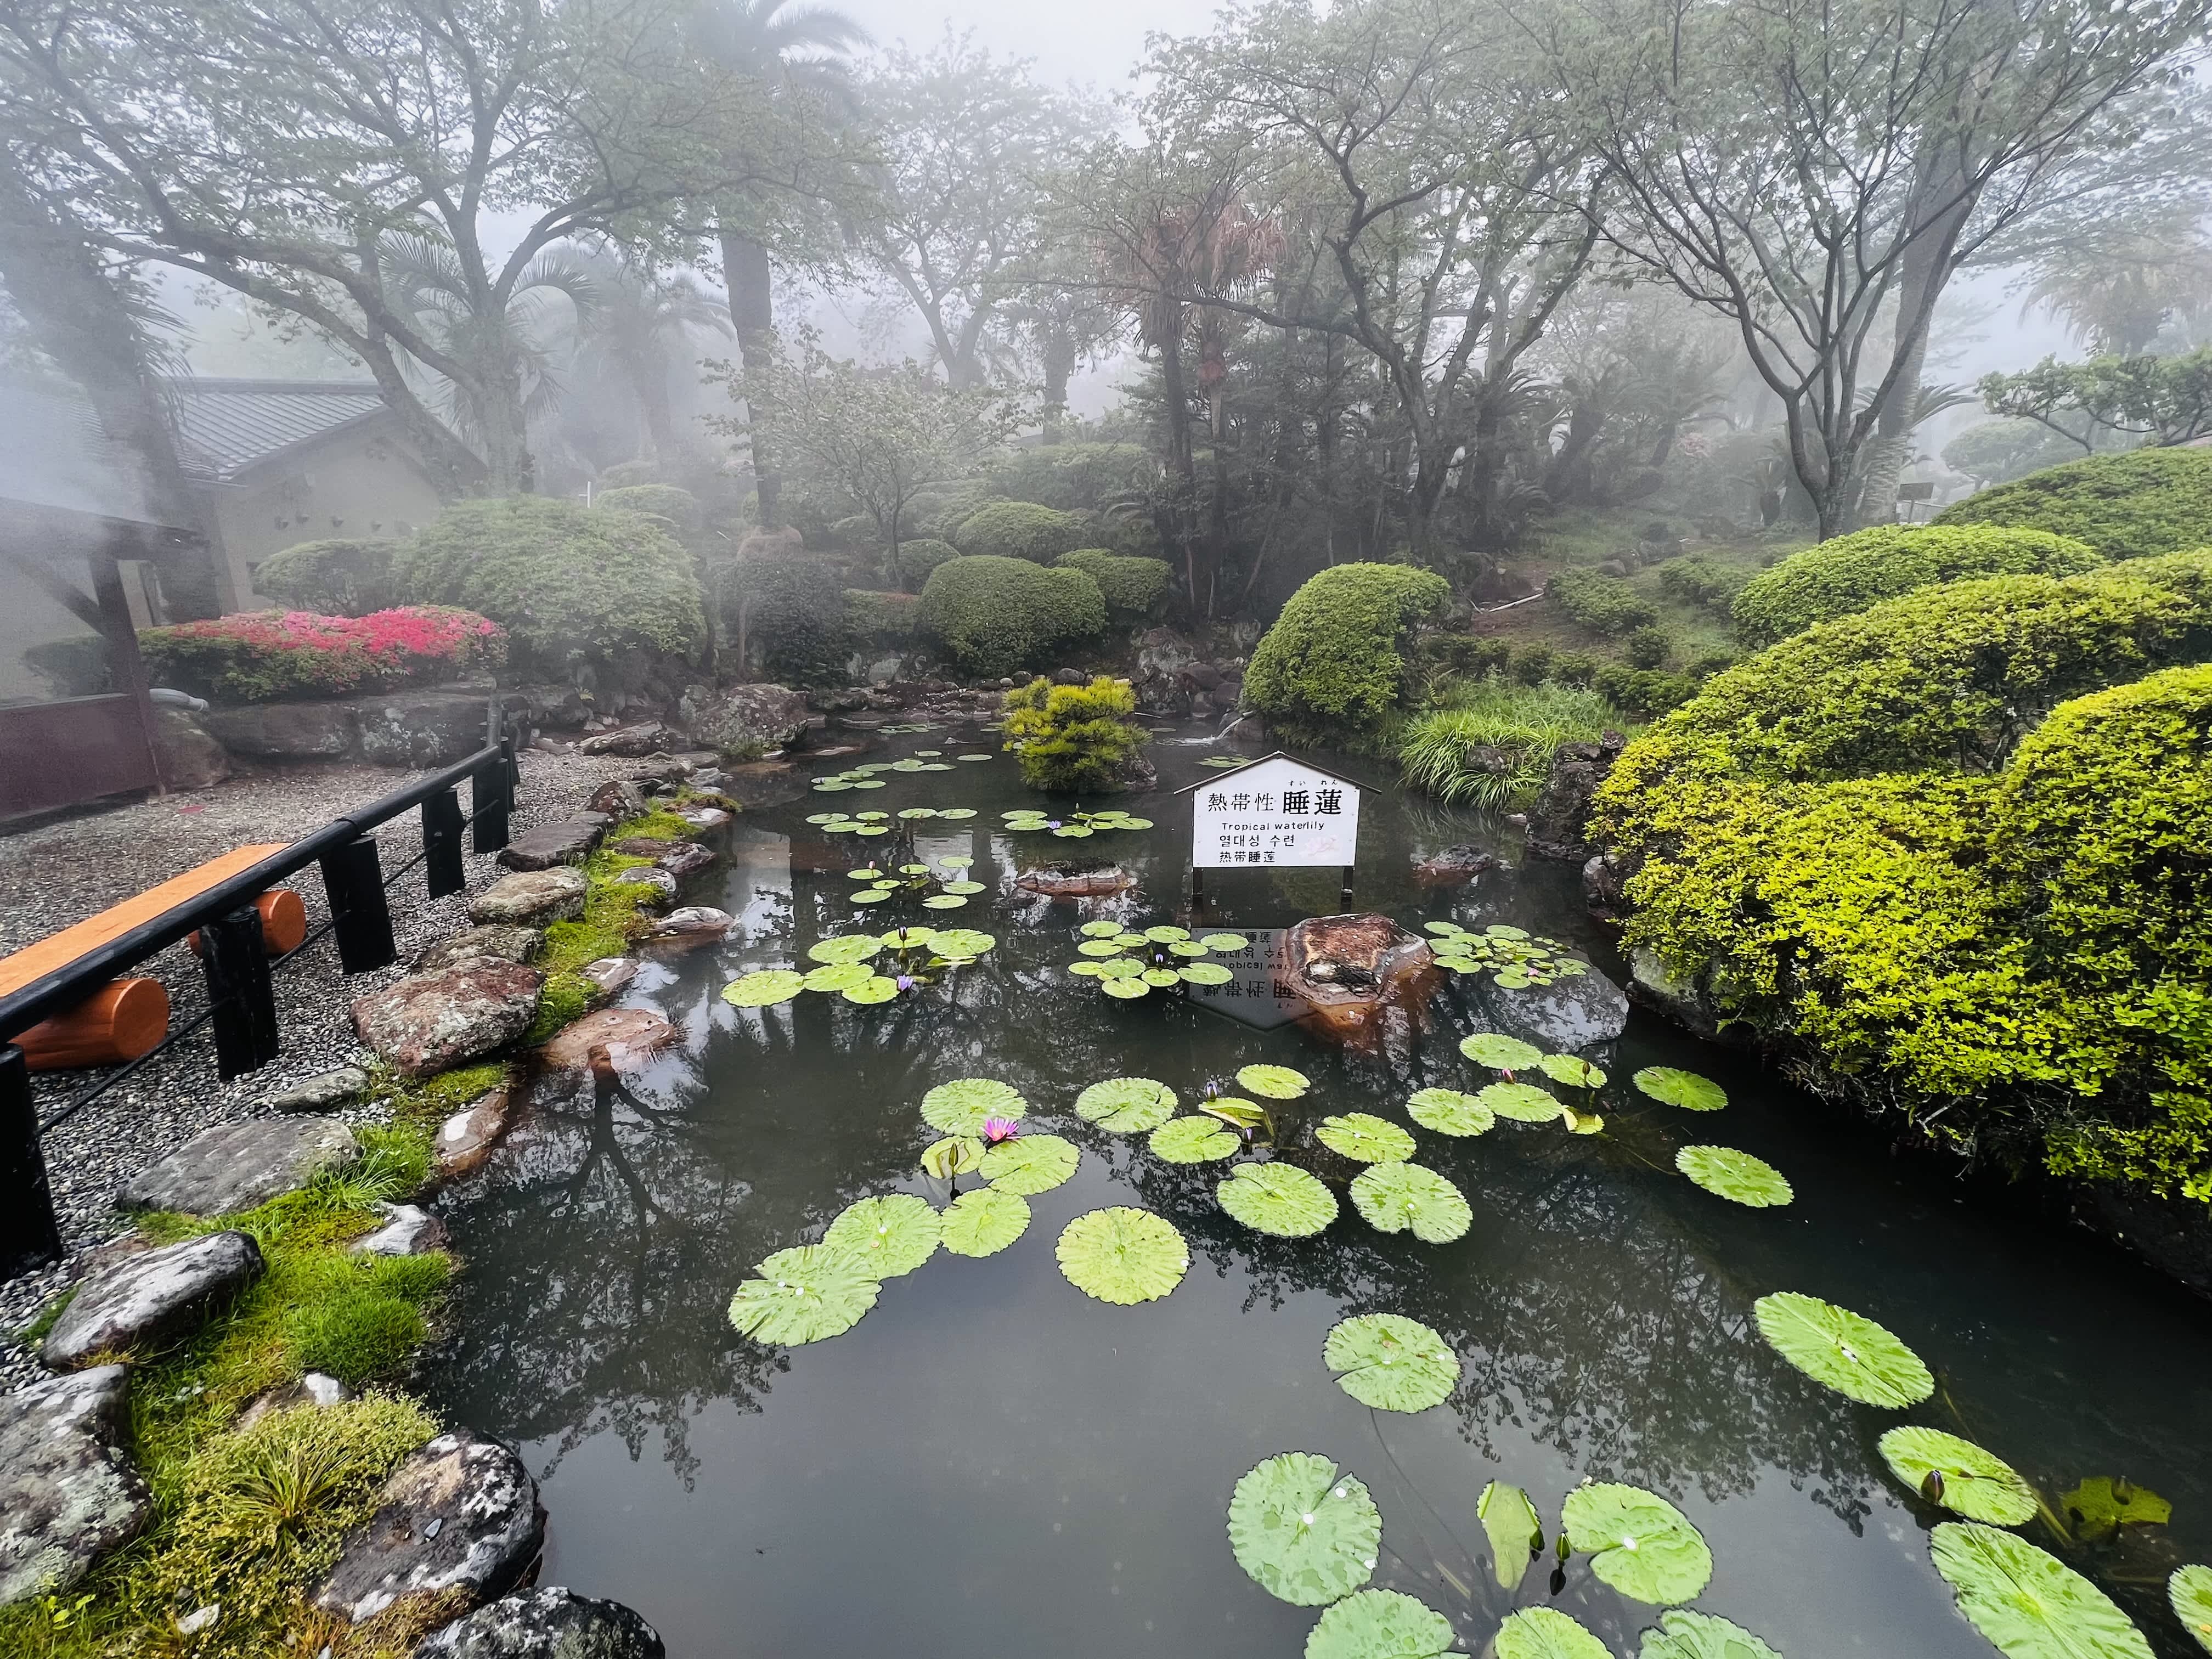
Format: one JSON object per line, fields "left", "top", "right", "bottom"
{"left": 982, "top": 1117, "right": 1021, "bottom": 1146}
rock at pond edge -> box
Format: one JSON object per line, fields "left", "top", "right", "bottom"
{"left": 313, "top": 1430, "right": 545, "bottom": 1624}
{"left": 42, "top": 1233, "right": 264, "bottom": 1369}
{"left": 118, "top": 1118, "right": 359, "bottom": 1215}
{"left": 0, "top": 1364, "right": 149, "bottom": 1605}
{"left": 353, "top": 962, "right": 543, "bottom": 1079}
{"left": 413, "top": 1585, "right": 664, "bottom": 1659}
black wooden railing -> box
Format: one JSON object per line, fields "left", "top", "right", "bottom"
{"left": 0, "top": 705, "right": 520, "bottom": 1278}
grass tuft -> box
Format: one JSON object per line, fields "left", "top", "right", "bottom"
{"left": 1399, "top": 675, "right": 1631, "bottom": 810}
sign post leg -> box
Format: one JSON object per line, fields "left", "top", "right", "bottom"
{"left": 1340, "top": 865, "right": 1354, "bottom": 904}
{"left": 1192, "top": 867, "right": 1206, "bottom": 910}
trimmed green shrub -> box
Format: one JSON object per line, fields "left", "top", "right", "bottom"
{"left": 251, "top": 538, "right": 399, "bottom": 616}
{"left": 1243, "top": 562, "right": 1449, "bottom": 752}
{"left": 1002, "top": 675, "right": 1148, "bottom": 791}
{"left": 825, "top": 512, "right": 878, "bottom": 551}
{"left": 1932, "top": 445, "right": 2212, "bottom": 561}
{"left": 1732, "top": 524, "right": 2102, "bottom": 646}
{"left": 1654, "top": 554, "right": 1744, "bottom": 613}
{"left": 395, "top": 497, "right": 704, "bottom": 681}
{"left": 139, "top": 607, "right": 505, "bottom": 704}
{"left": 845, "top": 589, "right": 919, "bottom": 644}
{"left": 1055, "top": 549, "right": 1172, "bottom": 619}
{"left": 1411, "top": 633, "right": 1512, "bottom": 682}
{"left": 1509, "top": 643, "right": 1555, "bottom": 686}
{"left": 989, "top": 442, "right": 1150, "bottom": 511}
{"left": 1550, "top": 568, "right": 1658, "bottom": 634}
{"left": 889, "top": 537, "right": 962, "bottom": 589}
{"left": 952, "top": 500, "right": 1090, "bottom": 563}
{"left": 916, "top": 555, "right": 1107, "bottom": 678}
{"left": 596, "top": 484, "right": 701, "bottom": 535}
{"left": 1592, "top": 662, "right": 1697, "bottom": 717}
{"left": 724, "top": 555, "right": 849, "bottom": 685}
{"left": 1624, "top": 625, "right": 1672, "bottom": 669}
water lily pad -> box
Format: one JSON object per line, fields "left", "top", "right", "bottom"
{"left": 922, "top": 895, "right": 969, "bottom": 909}
{"left": 842, "top": 976, "right": 900, "bottom": 1003}
{"left": 1486, "top": 924, "right": 1530, "bottom": 940}
{"left": 1478, "top": 1482, "right": 1542, "bottom": 1588}
{"left": 1078, "top": 940, "right": 1129, "bottom": 958}
{"left": 1116, "top": 816, "right": 1154, "bottom": 828}
{"left": 981, "top": 1133, "right": 1080, "bottom": 1195}
{"left": 1166, "top": 940, "right": 1207, "bottom": 958}
{"left": 921, "top": 1135, "right": 984, "bottom": 1178}
{"left": 1180, "top": 962, "right": 1235, "bottom": 985}
{"left": 935, "top": 854, "right": 975, "bottom": 868}
{"left": 1480, "top": 1081, "right": 1564, "bottom": 1123}
{"left": 1053, "top": 824, "right": 1094, "bottom": 837}
{"left": 1226, "top": 1452, "right": 1380, "bottom": 1606}
{"left": 727, "top": 1244, "right": 881, "bottom": 1345}
{"left": 2062, "top": 1477, "right": 2173, "bottom": 1537}
{"left": 1075, "top": 1076, "right": 1179, "bottom": 1133}
{"left": 1634, "top": 1067, "right": 1728, "bottom": 1111}
{"left": 898, "top": 807, "right": 938, "bottom": 820}
{"left": 2170, "top": 1565, "right": 2212, "bottom": 1655}
{"left": 850, "top": 890, "right": 893, "bottom": 904}
{"left": 1080, "top": 920, "right": 1125, "bottom": 937}
{"left": 958, "top": 753, "right": 994, "bottom": 760}
{"left": 1350, "top": 1163, "right": 1472, "bottom": 1243}
{"left": 1150, "top": 1116, "right": 1242, "bottom": 1163}
{"left": 1055, "top": 1206, "right": 1188, "bottom": 1304}
{"left": 1539, "top": 1054, "right": 1607, "bottom": 1088}
{"left": 1424, "top": 921, "right": 1466, "bottom": 936}
{"left": 927, "top": 928, "right": 997, "bottom": 957}
{"left": 851, "top": 780, "right": 888, "bottom": 791}
{"left": 1067, "top": 960, "right": 1107, "bottom": 978}
{"left": 940, "top": 881, "right": 987, "bottom": 895}
{"left": 1200, "top": 933, "right": 1250, "bottom": 951}
{"left": 1878, "top": 1427, "right": 2038, "bottom": 1525}
{"left": 855, "top": 809, "right": 891, "bottom": 821}
{"left": 1238, "top": 1064, "right": 1311, "bottom": 1099}
{"left": 1218, "top": 1163, "right": 1338, "bottom": 1237}
{"left": 1931, "top": 1521, "right": 2153, "bottom": 1659}
{"left": 723, "top": 969, "right": 806, "bottom": 1008}
{"left": 1143, "top": 924, "right": 1190, "bottom": 943}
{"left": 1096, "top": 957, "right": 1145, "bottom": 980}
{"left": 812, "top": 779, "right": 853, "bottom": 792}
{"left": 1561, "top": 1482, "right": 1712, "bottom": 1604}
{"left": 1495, "top": 1607, "right": 1609, "bottom": 1659}
{"left": 824, "top": 1194, "right": 941, "bottom": 1278}
{"left": 1636, "top": 1610, "right": 1784, "bottom": 1659}
{"left": 922, "top": 1077, "right": 1029, "bottom": 1135}
{"left": 1563, "top": 1108, "right": 1604, "bottom": 1136}
{"left": 1101, "top": 978, "right": 1151, "bottom": 998}
{"left": 1323, "top": 1314, "right": 1459, "bottom": 1412}
{"left": 1111, "top": 934, "right": 1150, "bottom": 949}
{"left": 802, "top": 962, "right": 876, "bottom": 992}
{"left": 1753, "top": 1291, "right": 1933, "bottom": 1407}
{"left": 855, "top": 825, "right": 890, "bottom": 836}
{"left": 1317, "top": 1113, "right": 1418, "bottom": 1163}
{"left": 1459, "top": 1033, "right": 1543, "bottom": 1070}
{"left": 1142, "top": 968, "right": 1183, "bottom": 986}
{"left": 939, "top": 1187, "right": 1030, "bottom": 1257}
{"left": 882, "top": 926, "right": 938, "bottom": 949}
{"left": 1676, "top": 1147, "right": 1794, "bottom": 1207}
{"left": 889, "top": 758, "right": 927, "bottom": 772}
{"left": 1407, "top": 1088, "right": 1494, "bottom": 1137}
{"left": 1305, "top": 1590, "right": 1457, "bottom": 1659}
{"left": 1203, "top": 1097, "right": 1273, "bottom": 1133}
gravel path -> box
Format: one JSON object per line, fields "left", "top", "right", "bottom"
{"left": 0, "top": 745, "right": 649, "bottom": 1385}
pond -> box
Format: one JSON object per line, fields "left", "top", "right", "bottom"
{"left": 425, "top": 722, "right": 2212, "bottom": 1659}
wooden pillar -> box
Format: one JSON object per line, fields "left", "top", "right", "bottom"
{"left": 90, "top": 548, "right": 164, "bottom": 793}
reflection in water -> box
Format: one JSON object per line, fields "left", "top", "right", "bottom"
{"left": 1186, "top": 928, "right": 1309, "bottom": 1031}
{"left": 427, "top": 731, "right": 2212, "bottom": 1659}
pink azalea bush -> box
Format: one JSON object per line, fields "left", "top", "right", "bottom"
{"left": 140, "top": 606, "right": 507, "bottom": 704}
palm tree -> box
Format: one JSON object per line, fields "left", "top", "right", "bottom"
{"left": 2024, "top": 220, "right": 2212, "bottom": 356}
{"left": 568, "top": 253, "right": 732, "bottom": 466}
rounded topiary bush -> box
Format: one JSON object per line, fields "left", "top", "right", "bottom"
{"left": 393, "top": 497, "right": 704, "bottom": 683}
{"left": 952, "top": 500, "right": 1090, "bottom": 563}
{"left": 1550, "top": 568, "right": 1658, "bottom": 635}
{"left": 1243, "top": 562, "right": 1450, "bottom": 752}
{"left": 845, "top": 589, "right": 919, "bottom": 644}
{"left": 916, "top": 555, "right": 1106, "bottom": 679}
{"left": 1055, "top": 549, "right": 1172, "bottom": 619}
{"left": 251, "top": 538, "right": 400, "bottom": 617}
{"left": 595, "top": 484, "right": 700, "bottom": 535}
{"left": 890, "top": 537, "right": 961, "bottom": 589}
{"left": 1732, "top": 524, "right": 2102, "bottom": 647}
{"left": 1932, "top": 446, "right": 2212, "bottom": 561}
{"left": 988, "top": 443, "right": 1150, "bottom": 511}
{"left": 724, "top": 555, "right": 850, "bottom": 685}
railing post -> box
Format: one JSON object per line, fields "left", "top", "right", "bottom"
{"left": 423, "top": 787, "right": 466, "bottom": 899}
{"left": 202, "top": 905, "right": 279, "bottom": 1080}
{"left": 319, "top": 836, "right": 397, "bottom": 973}
{"left": 1, "top": 1045, "right": 63, "bottom": 1277}
{"left": 472, "top": 748, "right": 512, "bottom": 854}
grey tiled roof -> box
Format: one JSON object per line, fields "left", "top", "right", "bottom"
{"left": 161, "top": 378, "right": 390, "bottom": 482}
{"left": 0, "top": 379, "right": 168, "bottom": 525}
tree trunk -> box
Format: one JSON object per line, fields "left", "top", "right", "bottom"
{"left": 473, "top": 374, "right": 535, "bottom": 496}
{"left": 720, "top": 226, "right": 782, "bottom": 528}
{"left": 1040, "top": 326, "right": 1075, "bottom": 442}
{"left": 1155, "top": 332, "right": 1204, "bottom": 617}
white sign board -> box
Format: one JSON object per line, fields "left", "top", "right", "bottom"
{"left": 1189, "top": 755, "right": 1360, "bottom": 869}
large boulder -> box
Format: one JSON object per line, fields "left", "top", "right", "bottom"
{"left": 353, "top": 962, "right": 543, "bottom": 1079}
{"left": 1282, "top": 914, "right": 1435, "bottom": 1040}
{"left": 119, "top": 1117, "right": 359, "bottom": 1215}
{"left": 414, "top": 1587, "right": 665, "bottom": 1659}
{"left": 151, "top": 707, "right": 230, "bottom": 791}
{"left": 577, "top": 721, "right": 671, "bottom": 758}
{"left": 469, "top": 868, "right": 586, "bottom": 928}
{"left": 1471, "top": 962, "right": 1631, "bottom": 1051}
{"left": 42, "top": 1233, "right": 264, "bottom": 1368}
{"left": 314, "top": 1431, "right": 545, "bottom": 1624}
{"left": 414, "top": 926, "right": 543, "bottom": 974}
{"left": 357, "top": 692, "right": 502, "bottom": 768}
{"left": 687, "top": 684, "right": 809, "bottom": 760}
{"left": 202, "top": 701, "right": 357, "bottom": 760}
{"left": 1525, "top": 732, "right": 1628, "bottom": 862}
{"left": 0, "top": 1365, "right": 150, "bottom": 1605}
{"left": 496, "top": 814, "right": 611, "bottom": 872}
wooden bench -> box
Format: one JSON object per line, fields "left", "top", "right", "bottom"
{"left": 0, "top": 845, "right": 300, "bottom": 1071}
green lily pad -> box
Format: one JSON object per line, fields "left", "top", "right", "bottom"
{"left": 2062, "top": 1477, "right": 2173, "bottom": 1538}
{"left": 939, "top": 1187, "right": 1030, "bottom": 1257}
{"left": 723, "top": 969, "right": 806, "bottom": 1008}
{"left": 1480, "top": 1081, "right": 1564, "bottom": 1124}
{"left": 889, "top": 758, "right": 927, "bottom": 772}
{"left": 1079, "top": 920, "right": 1125, "bottom": 937}
{"left": 727, "top": 1244, "right": 881, "bottom": 1345}
{"left": 922, "top": 1077, "right": 1028, "bottom": 1135}
{"left": 855, "top": 825, "right": 890, "bottom": 837}
{"left": 1878, "top": 1427, "right": 2038, "bottom": 1526}
{"left": 1096, "top": 957, "right": 1145, "bottom": 980}
{"left": 1407, "top": 1088, "right": 1494, "bottom": 1137}
{"left": 940, "top": 881, "right": 987, "bottom": 894}
{"left": 1459, "top": 1033, "right": 1543, "bottom": 1070}
{"left": 1199, "top": 933, "right": 1250, "bottom": 951}
{"left": 1486, "top": 924, "right": 1530, "bottom": 939}
{"left": 1077, "top": 940, "right": 1128, "bottom": 958}
{"left": 898, "top": 808, "right": 938, "bottom": 820}
{"left": 1068, "top": 960, "right": 1107, "bottom": 978}
{"left": 1495, "top": 1607, "right": 1609, "bottom": 1659}
{"left": 1180, "top": 962, "right": 1235, "bottom": 985}
{"left": 981, "top": 1133, "right": 1080, "bottom": 1195}
{"left": 812, "top": 779, "right": 853, "bottom": 792}
{"left": 1054, "top": 1206, "right": 1188, "bottom": 1304}
{"left": 1203, "top": 1097, "right": 1273, "bottom": 1133}
{"left": 850, "top": 780, "right": 888, "bottom": 791}
{"left": 1323, "top": 1314, "right": 1459, "bottom": 1412}
{"left": 854, "top": 809, "right": 891, "bottom": 820}
{"left": 1349, "top": 1163, "right": 1472, "bottom": 1243}
{"left": 1137, "top": 925, "right": 1185, "bottom": 943}
{"left": 823, "top": 1194, "right": 941, "bottom": 1278}
{"left": 1676, "top": 1146, "right": 1794, "bottom": 1207}
{"left": 1142, "top": 968, "right": 1183, "bottom": 986}
{"left": 1305, "top": 1590, "right": 1458, "bottom": 1659}
{"left": 938, "top": 808, "right": 978, "bottom": 819}
{"left": 1238, "top": 1064, "right": 1311, "bottom": 1099}
{"left": 921, "top": 894, "right": 968, "bottom": 909}
{"left": 882, "top": 926, "right": 937, "bottom": 948}
{"left": 1101, "top": 978, "right": 1150, "bottom": 998}
{"left": 920, "top": 1135, "right": 984, "bottom": 1178}
{"left": 1168, "top": 940, "right": 1208, "bottom": 957}
{"left": 1052, "top": 824, "right": 1093, "bottom": 838}
{"left": 1218, "top": 1162, "right": 1338, "bottom": 1237}
{"left": 1424, "top": 921, "right": 1466, "bottom": 936}
{"left": 842, "top": 975, "right": 900, "bottom": 1003}
{"left": 1931, "top": 1521, "right": 2153, "bottom": 1659}
{"left": 927, "top": 928, "right": 996, "bottom": 957}
{"left": 1110, "top": 934, "right": 1149, "bottom": 949}
{"left": 1634, "top": 1067, "right": 1728, "bottom": 1111}
{"left": 1636, "top": 1610, "right": 1784, "bottom": 1659}
{"left": 1316, "top": 1113, "right": 1417, "bottom": 1163}
{"left": 808, "top": 934, "right": 883, "bottom": 966}
{"left": 1478, "top": 1482, "right": 1542, "bottom": 1589}
{"left": 1150, "top": 1116, "right": 1242, "bottom": 1163}
{"left": 805, "top": 812, "right": 843, "bottom": 825}
{"left": 1075, "top": 1076, "right": 1179, "bottom": 1133}
{"left": 1753, "top": 1291, "right": 1934, "bottom": 1407}
{"left": 802, "top": 962, "right": 876, "bottom": 992}
{"left": 1226, "top": 1452, "right": 1380, "bottom": 1606}
{"left": 958, "top": 753, "right": 993, "bottom": 760}
{"left": 934, "top": 855, "right": 974, "bottom": 868}
{"left": 1116, "top": 815, "right": 1154, "bottom": 828}
{"left": 1561, "top": 1482, "right": 1712, "bottom": 1604}
{"left": 1539, "top": 1054, "right": 1607, "bottom": 1089}
{"left": 2170, "top": 1565, "right": 2212, "bottom": 1655}
{"left": 850, "top": 890, "right": 893, "bottom": 904}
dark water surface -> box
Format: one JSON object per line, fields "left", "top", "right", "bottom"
{"left": 426, "top": 724, "right": 2212, "bottom": 1658}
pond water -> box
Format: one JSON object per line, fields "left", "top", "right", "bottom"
{"left": 425, "top": 723, "right": 2212, "bottom": 1658}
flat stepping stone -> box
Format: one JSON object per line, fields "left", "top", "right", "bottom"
{"left": 414, "top": 1585, "right": 664, "bottom": 1658}
{"left": 0, "top": 1364, "right": 150, "bottom": 1605}
{"left": 261, "top": 1065, "right": 369, "bottom": 1114}
{"left": 495, "top": 814, "right": 611, "bottom": 872}
{"left": 653, "top": 841, "right": 716, "bottom": 878}
{"left": 119, "top": 1118, "right": 358, "bottom": 1216}
{"left": 435, "top": 1088, "right": 514, "bottom": 1178}
{"left": 536, "top": 1007, "right": 676, "bottom": 1070}
{"left": 353, "top": 962, "right": 543, "bottom": 1079}
{"left": 575, "top": 721, "right": 670, "bottom": 757}
{"left": 413, "top": 926, "right": 542, "bottom": 973}
{"left": 468, "top": 869, "right": 585, "bottom": 928}
{"left": 43, "top": 1232, "right": 264, "bottom": 1367}
{"left": 579, "top": 957, "right": 639, "bottom": 1002}
{"left": 610, "top": 866, "right": 676, "bottom": 908}
{"left": 351, "top": 1203, "right": 449, "bottom": 1257}
{"left": 313, "top": 1430, "right": 545, "bottom": 1624}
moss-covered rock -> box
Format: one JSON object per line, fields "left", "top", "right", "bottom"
{"left": 1242, "top": 562, "right": 1449, "bottom": 752}
{"left": 951, "top": 500, "right": 1090, "bottom": 563}
{"left": 916, "top": 555, "right": 1106, "bottom": 678}
{"left": 1054, "top": 549, "right": 1172, "bottom": 619}
{"left": 1932, "top": 446, "right": 2212, "bottom": 561}
{"left": 251, "top": 538, "right": 401, "bottom": 616}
